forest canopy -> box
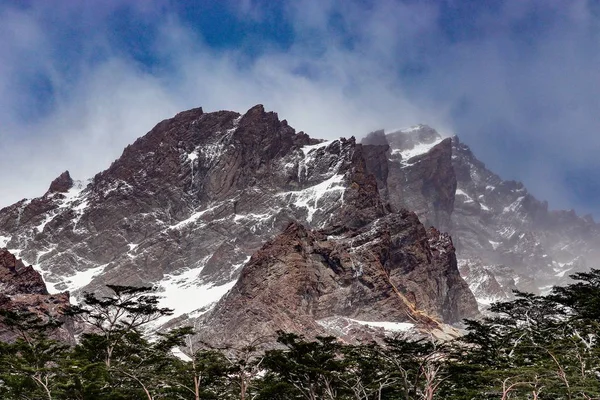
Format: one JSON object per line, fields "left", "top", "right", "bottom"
{"left": 1, "top": 270, "right": 600, "bottom": 399}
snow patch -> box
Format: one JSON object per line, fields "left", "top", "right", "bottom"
{"left": 455, "top": 188, "right": 474, "bottom": 203}
{"left": 279, "top": 174, "right": 345, "bottom": 222}
{"left": 233, "top": 212, "right": 272, "bottom": 224}
{"left": 54, "top": 264, "right": 109, "bottom": 299}
{"left": 301, "top": 140, "right": 331, "bottom": 156}
{"left": 316, "top": 316, "right": 414, "bottom": 336}
{"left": 168, "top": 205, "right": 220, "bottom": 230}
{"left": 157, "top": 261, "right": 237, "bottom": 323}
{"left": 391, "top": 137, "right": 444, "bottom": 166}
{"left": 498, "top": 226, "right": 517, "bottom": 239}
{"left": 349, "top": 319, "right": 414, "bottom": 332}
{"left": 187, "top": 151, "right": 198, "bottom": 162}
{"left": 488, "top": 240, "right": 501, "bottom": 250}
{"left": 226, "top": 115, "right": 242, "bottom": 134}
{"left": 172, "top": 347, "right": 192, "bottom": 362}
{"left": 35, "top": 213, "right": 56, "bottom": 232}
{"left": 503, "top": 196, "right": 525, "bottom": 213}
{"left": 0, "top": 235, "right": 11, "bottom": 248}
{"left": 388, "top": 125, "right": 423, "bottom": 133}
{"left": 555, "top": 267, "right": 574, "bottom": 278}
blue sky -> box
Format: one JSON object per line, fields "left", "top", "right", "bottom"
{"left": 1, "top": 0, "right": 599, "bottom": 218}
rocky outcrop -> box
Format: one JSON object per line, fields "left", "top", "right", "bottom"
{"left": 362, "top": 126, "right": 600, "bottom": 307}
{"left": 0, "top": 249, "right": 73, "bottom": 342}
{"left": 0, "top": 249, "right": 48, "bottom": 295}
{"left": 450, "top": 136, "right": 600, "bottom": 303}
{"left": 361, "top": 127, "right": 456, "bottom": 232}
{"left": 48, "top": 171, "right": 74, "bottom": 193}
{"left": 200, "top": 211, "right": 477, "bottom": 346}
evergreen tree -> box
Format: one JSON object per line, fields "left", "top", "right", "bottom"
{"left": 0, "top": 310, "right": 70, "bottom": 400}
{"left": 258, "top": 332, "right": 347, "bottom": 400}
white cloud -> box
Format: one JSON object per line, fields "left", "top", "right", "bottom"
{"left": 0, "top": 0, "right": 599, "bottom": 217}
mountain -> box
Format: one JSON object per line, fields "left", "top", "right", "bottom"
{"left": 364, "top": 126, "right": 600, "bottom": 307}
{"left": 0, "top": 105, "right": 477, "bottom": 340}
{"left": 1, "top": 104, "right": 596, "bottom": 342}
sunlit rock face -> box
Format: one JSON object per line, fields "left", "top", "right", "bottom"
{"left": 0, "top": 248, "right": 73, "bottom": 342}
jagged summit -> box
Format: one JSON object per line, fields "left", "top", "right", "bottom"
{"left": 199, "top": 212, "right": 476, "bottom": 346}
{"left": 48, "top": 171, "right": 74, "bottom": 193}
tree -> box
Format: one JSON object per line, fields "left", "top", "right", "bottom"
{"left": 445, "top": 271, "right": 600, "bottom": 399}
{"left": 70, "top": 285, "right": 173, "bottom": 368}
{"left": 341, "top": 342, "right": 397, "bottom": 400}
{"left": 0, "top": 310, "right": 70, "bottom": 400}
{"left": 69, "top": 285, "right": 177, "bottom": 399}
{"left": 259, "top": 332, "right": 347, "bottom": 400}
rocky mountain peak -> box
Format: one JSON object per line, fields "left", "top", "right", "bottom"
{"left": 199, "top": 208, "right": 477, "bottom": 346}
{"left": 48, "top": 171, "right": 74, "bottom": 193}
{"left": 361, "top": 130, "right": 389, "bottom": 146}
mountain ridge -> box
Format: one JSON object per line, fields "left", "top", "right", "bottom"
{"left": 0, "top": 105, "right": 597, "bottom": 341}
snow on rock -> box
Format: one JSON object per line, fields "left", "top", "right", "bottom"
{"left": 168, "top": 204, "right": 221, "bottom": 230}
{"left": 455, "top": 188, "right": 474, "bottom": 203}
{"left": 172, "top": 347, "right": 193, "bottom": 362}
{"left": 54, "top": 264, "right": 109, "bottom": 300}
{"left": 488, "top": 240, "right": 501, "bottom": 250}
{"left": 316, "top": 316, "right": 414, "bottom": 338}
{"left": 35, "top": 213, "right": 56, "bottom": 233}
{"left": 390, "top": 137, "right": 444, "bottom": 166}
{"left": 301, "top": 140, "right": 331, "bottom": 156}
{"left": 503, "top": 196, "right": 525, "bottom": 213}
{"left": 278, "top": 174, "right": 345, "bottom": 223}
{"left": 155, "top": 258, "right": 238, "bottom": 324}
{"left": 387, "top": 125, "right": 423, "bottom": 134}
{"left": 187, "top": 151, "right": 199, "bottom": 162}
{"left": 0, "top": 235, "right": 11, "bottom": 248}
{"left": 349, "top": 319, "right": 414, "bottom": 332}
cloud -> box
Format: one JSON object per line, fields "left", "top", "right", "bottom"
{"left": 0, "top": 0, "right": 599, "bottom": 217}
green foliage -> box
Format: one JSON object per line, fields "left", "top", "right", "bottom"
{"left": 2, "top": 273, "right": 600, "bottom": 399}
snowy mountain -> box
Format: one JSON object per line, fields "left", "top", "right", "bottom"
{"left": 0, "top": 104, "right": 596, "bottom": 342}
{"left": 0, "top": 105, "right": 477, "bottom": 341}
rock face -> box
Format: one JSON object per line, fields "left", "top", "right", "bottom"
{"left": 200, "top": 212, "right": 477, "bottom": 346}
{"left": 361, "top": 126, "right": 600, "bottom": 308}
{"left": 0, "top": 249, "right": 72, "bottom": 342}
{"left": 48, "top": 171, "right": 74, "bottom": 193}
{"left": 0, "top": 105, "right": 477, "bottom": 338}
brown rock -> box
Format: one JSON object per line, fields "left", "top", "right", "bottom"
{"left": 199, "top": 210, "right": 478, "bottom": 347}
{"left": 48, "top": 171, "right": 74, "bottom": 193}
{"left": 0, "top": 249, "right": 73, "bottom": 342}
